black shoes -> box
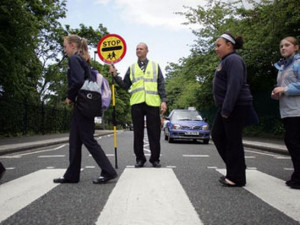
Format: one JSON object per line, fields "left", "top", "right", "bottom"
{"left": 151, "top": 161, "right": 161, "bottom": 168}
{"left": 135, "top": 161, "right": 145, "bottom": 168}
{"left": 54, "top": 175, "right": 118, "bottom": 184}
{"left": 53, "top": 177, "right": 79, "bottom": 184}
{"left": 135, "top": 160, "right": 161, "bottom": 168}
{"left": 93, "top": 174, "right": 118, "bottom": 184}
{"left": 0, "top": 162, "right": 6, "bottom": 181}
{"left": 286, "top": 180, "right": 300, "bottom": 189}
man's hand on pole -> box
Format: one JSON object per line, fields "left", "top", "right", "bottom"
{"left": 109, "top": 64, "right": 117, "bottom": 77}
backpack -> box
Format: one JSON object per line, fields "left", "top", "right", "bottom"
{"left": 91, "top": 68, "right": 111, "bottom": 111}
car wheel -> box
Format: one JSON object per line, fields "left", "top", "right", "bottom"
{"left": 168, "top": 135, "right": 174, "bottom": 143}
{"left": 203, "top": 139, "right": 209, "bottom": 144}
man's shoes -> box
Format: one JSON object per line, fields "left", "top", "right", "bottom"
{"left": 286, "top": 180, "right": 294, "bottom": 187}
{"left": 53, "top": 177, "right": 79, "bottom": 184}
{"left": 289, "top": 182, "right": 300, "bottom": 189}
{"left": 151, "top": 161, "right": 161, "bottom": 168}
{"left": 285, "top": 179, "right": 300, "bottom": 189}
{"left": 135, "top": 161, "right": 145, "bottom": 168}
{"left": 93, "top": 174, "right": 118, "bottom": 184}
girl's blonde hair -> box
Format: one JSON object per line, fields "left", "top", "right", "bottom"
{"left": 65, "top": 34, "right": 90, "bottom": 62}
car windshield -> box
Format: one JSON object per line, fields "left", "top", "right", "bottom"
{"left": 172, "top": 111, "right": 203, "bottom": 121}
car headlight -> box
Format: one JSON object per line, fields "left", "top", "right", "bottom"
{"left": 202, "top": 125, "right": 209, "bottom": 130}
{"left": 171, "top": 124, "right": 181, "bottom": 130}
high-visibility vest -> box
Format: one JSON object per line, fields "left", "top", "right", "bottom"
{"left": 129, "top": 61, "right": 161, "bottom": 106}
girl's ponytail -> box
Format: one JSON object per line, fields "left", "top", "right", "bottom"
{"left": 65, "top": 34, "right": 90, "bottom": 62}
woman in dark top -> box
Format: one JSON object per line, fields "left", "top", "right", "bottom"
{"left": 212, "top": 32, "right": 253, "bottom": 187}
{"left": 53, "top": 34, "right": 117, "bottom": 184}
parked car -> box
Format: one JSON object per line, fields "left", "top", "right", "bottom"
{"left": 164, "top": 109, "right": 210, "bottom": 144}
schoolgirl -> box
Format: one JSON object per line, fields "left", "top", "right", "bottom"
{"left": 271, "top": 36, "right": 300, "bottom": 189}
{"left": 53, "top": 35, "right": 117, "bottom": 184}
{"left": 212, "top": 32, "right": 254, "bottom": 187}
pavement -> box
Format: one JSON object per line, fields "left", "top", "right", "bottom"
{"left": 0, "top": 130, "right": 288, "bottom": 156}
{"left": 0, "top": 130, "right": 114, "bottom": 156}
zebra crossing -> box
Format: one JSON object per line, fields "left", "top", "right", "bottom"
{"left": 1, "top": 167, "right": 300, "bottom": 224}
{"left": 217, "top": 169, "right": 300, "bottom": 223}
{"left": 0, "top": 169, "right": 65, "bottom": 223}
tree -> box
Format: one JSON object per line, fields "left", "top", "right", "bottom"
{"left": 0, "top": 0, "right": 67, "bottom": 102}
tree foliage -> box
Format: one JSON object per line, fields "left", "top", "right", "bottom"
{"left": 0, "top": 0, "right": 67, "bottom": 102}
{"left": 0, "top": 0, "right": 131, "bottom": 135}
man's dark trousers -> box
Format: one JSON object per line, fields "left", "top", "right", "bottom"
{"left": 131, "top": 103, "right": 161, "bottom": 163}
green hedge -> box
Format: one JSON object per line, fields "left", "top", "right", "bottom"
{"left": 0, "top": 98, "right": 72, "bottom": 137}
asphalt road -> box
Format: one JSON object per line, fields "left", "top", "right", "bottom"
{"left": 0, "top": 130, "right": 299, "bottom": 225}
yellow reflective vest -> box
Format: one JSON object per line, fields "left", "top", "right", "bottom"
{"left": 129, "top": 61, "right": 161, "bottom": 106}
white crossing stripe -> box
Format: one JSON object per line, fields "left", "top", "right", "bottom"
{"left": 95, "top": 168, "right": 203, "bottom": 225}
{"left": 0, "top": 169, "right": 65, "bottom": 223}
{"left": 216, "top": 169, "right": 300, "bottom": 223}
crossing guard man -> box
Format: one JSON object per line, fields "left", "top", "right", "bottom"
{"left": 109, "top": 42, "right": 167, "bottom": 168}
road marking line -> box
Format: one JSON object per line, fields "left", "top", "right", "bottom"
{"left": 166, "top": 165, "right": 177, "bottom": 168}
{"left": 95, "top": 168, "right": 203, "bottom": 225}
{"left": 38, "top": 155, "right": 65, "bottom": 158}
{"left": 5, "top": 167, "right": 15, "bottom": 170}
{"left": 143, "top": 148, "right": 151, "bottom": 153}
{"left": 274, "top": 156, "right": 291, "bottom": 159}
{"left": 1, "top": 144, "right": 67, "bottom": 158}
{"left": 183, "top": 154, "right": 209, "bottom": 158}
{"left": 85, "top": 166, "right": 96, "bottom": 169}
{"left": 126, "top": 165, "right": 135, "bottom": 168}
{"left": 0, "top": 155, "right": 21, "bottom": 159}
{"left": 247, "top": 167, "right": 257, "bottom": 170}
{"left": 245, "top": 156, "right": 256, "bottom": 159}
{"left": 216, "top": 169, "right": 300, "bottom": 223}
{"left": 245, "top": 149, "right": 279, "bottom": 157}
{"left": 0, "top": 169, "right": 65, "bottom": 223}
{"left": 207, "top": 166, "right": 218, "bottom": 169}
{"left": 89, "top": 154, "right": 115, "bottom": 157}
{"left": 46, "top": 166, "right": 55, "bottom": 169}
{"left": 284, "top": 168, "right": 294, "bottom": 171}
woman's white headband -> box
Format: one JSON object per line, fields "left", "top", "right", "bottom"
{"left": 221, "top": 34, "right": 236, "bottom": 44}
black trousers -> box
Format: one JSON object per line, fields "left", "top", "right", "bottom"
{"left": 64, "top": 107, "right": 116, "bottom": 181}
{"left": 212, "top": 105, "right": 248, "bottom": 185}
{"left": 131, "top": 103, "right": 161, "bottom": 163}
{"left": 283, "top": 117, "right": 300, "bottom": 183}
